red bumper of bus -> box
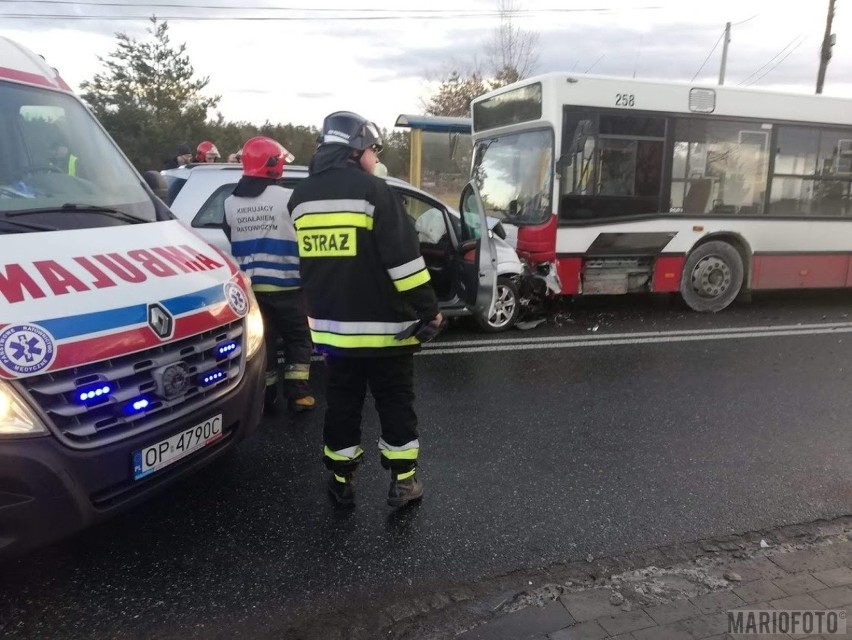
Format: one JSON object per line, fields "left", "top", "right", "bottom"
{"left": 515, "top": 215, "right": 557, "bottom": 260}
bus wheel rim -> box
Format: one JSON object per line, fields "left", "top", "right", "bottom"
{"left": 691, "top": 256, "right": 732, "bottom": 298}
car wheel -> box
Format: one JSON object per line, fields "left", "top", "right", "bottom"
{"left": 475, "top": 275, "right": 520, "bottom": 332}
{"left": 680, "top": 241, "right": 744, "bottom": 312}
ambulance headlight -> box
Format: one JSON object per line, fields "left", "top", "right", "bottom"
{"left": 240, "top": 278, "right": 265, "bottom": 361}
{"left": 0, "top": 381, "right": 47, "bottom": 437}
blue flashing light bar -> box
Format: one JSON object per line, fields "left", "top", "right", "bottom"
{"left": 76, "top": 383, "right": 112, "bottom": 404}
{"left": 201, "top": 370, "right": 226, "bottom": 386}
{"left": 124, "top": 396, "right": 150, "bottom": 415}
{"left": 216, "top": 341, "right": 238, "bottom": 357}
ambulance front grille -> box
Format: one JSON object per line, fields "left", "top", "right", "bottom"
{"left": 19, "top": 320, "right": 245, "bottom": 449}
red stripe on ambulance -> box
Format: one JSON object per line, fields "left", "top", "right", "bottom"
{"left": 45, "top": 305, "right": 241, "bottom": 374}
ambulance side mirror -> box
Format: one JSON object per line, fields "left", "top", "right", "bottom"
{"left": 143, "top": 170, "right": 169, "bottom": 203}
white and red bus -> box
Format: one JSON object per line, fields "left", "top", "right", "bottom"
{"left": 470, "top": 73, "right": 852, "bottom": 311}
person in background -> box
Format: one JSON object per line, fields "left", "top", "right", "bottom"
{"left": 49, "top": 140, "right": 80, "bottom": 176}
{"left": 195, "top": 140, "right": 220, "bottom": 163}
{"left": 162, "top": 143, "right": 193, "bottom": 170}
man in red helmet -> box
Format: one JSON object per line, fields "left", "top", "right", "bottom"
{"left": 223, "top": 136, "right": 315, "bottom": 414}
{"left": 195, "top": 141, "right": 220, "bottom": 163}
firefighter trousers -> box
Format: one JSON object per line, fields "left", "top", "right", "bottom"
{"left": 324, "top": 354, "right": 418, "bottom": 468}
{"left": 255, "top": 289, "right": 312, "bottom": 400}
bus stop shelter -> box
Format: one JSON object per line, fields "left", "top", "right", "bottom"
{"left": 394, "top": 114, "right": 472, "bottom": 202}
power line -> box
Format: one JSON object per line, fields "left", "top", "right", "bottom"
{"left": 0, "top": 1, "right": 661, "bottom": 12}
{"left": 691, "top": 29, "right": 725, "bottom": 81}
{"left": 731, "top": 13, "right": 759, "bottom": 26}
{"left": 746, "top": 37, "right": 807, "bottom": 86}
{"left": 738, "top": 34, "right": 802, "bottom": 86}
{"left": 0, "top": 12, "right": 535, "bottom": 20}
{"left": 585, "top": 54, "right": 606, "bottom": 73}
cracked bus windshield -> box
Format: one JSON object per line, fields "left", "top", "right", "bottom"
{"left": 0, "top": 81, "right": 155, "bottom": 225}
{"left": 471, "top": 129, "right": 553, "bottom": 226}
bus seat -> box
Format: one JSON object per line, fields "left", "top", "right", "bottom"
{"left": 683, "top": 178, "right": 712, "bottom": 213}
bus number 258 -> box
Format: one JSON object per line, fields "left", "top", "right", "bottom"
{"left": 615, "top": 93, "right": 635, "bottom": 107}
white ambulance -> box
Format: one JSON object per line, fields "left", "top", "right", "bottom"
{"left": 0, "top": 37, "right": 266, "bottom": 558}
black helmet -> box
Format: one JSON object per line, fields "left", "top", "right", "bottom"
{"left": 319, "top": 111, "right": 383, "bottom": 152}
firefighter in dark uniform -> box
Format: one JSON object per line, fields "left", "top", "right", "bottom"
{"left": 223, "top": 136, "right": 315, "bottom": 414}
{"left": 288, "top": 111, "right": 442, "bottom": 508}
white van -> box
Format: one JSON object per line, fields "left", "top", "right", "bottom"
{"left": 0, "top": 38, "right": 267, "bottom": 558}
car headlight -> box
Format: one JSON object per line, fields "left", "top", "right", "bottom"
{"left": 239, "top": 274, "right": 265, "bottom": 360}
{"left": 0, "top": 380, "right": 47, "bottom": 437}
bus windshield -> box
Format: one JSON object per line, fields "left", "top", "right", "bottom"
{"left": 471, "top": 129, "right": 553, "bottom": 226}
{"left": 0, "top": 81, "right": 155, "bottom": 229}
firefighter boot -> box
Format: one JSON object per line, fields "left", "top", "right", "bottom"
{"left": 327, "top": 472, "right": 356, "bottom": 508}
{"left": 324, "top": 447, "right": 362, "bottom": 508}
{"left": 387, "top": 470, "right": 423, "bottom": 508}
{"left": 289, "top": 395, "right": 316, "bottom": 413}
{"left": 285, "top": 364, "right": 314, "bottom": 413}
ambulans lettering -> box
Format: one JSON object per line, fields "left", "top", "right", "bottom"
{"left": 0, "top": 245, "right": 225, "bottom": 304}
{"left": 152, "top": 246, "right": 204, "bottom": 273}
{"left": 126, "top": 250, "right": 179, "bottom": 278}
{"left": 72, "top": 257, "right": 117, "bottom": 289}
{"left": 33, "top": 260, "right": 88, "bottom": 295}
{"left": 298, "top": 228, "right": 356, "bottom": 257}
{"left": 93, "top": 254, "right": 146, "bottom": 283}
{"left": 0, "top": 264, "right": 44, "bottom": 304}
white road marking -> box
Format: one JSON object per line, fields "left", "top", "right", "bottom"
{"left": 420, "top": 322, "right": 852, "bottom": 356}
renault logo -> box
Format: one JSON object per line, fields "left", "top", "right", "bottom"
{"left": 147, "top": 303, "right": 174, "bottom": 340}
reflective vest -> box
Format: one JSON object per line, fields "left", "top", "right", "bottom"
{"left": 67, "top": 154, "right": 78, "bottom": 177}
{"left": 224, "top": 184, "right": 301, "bottom": 292}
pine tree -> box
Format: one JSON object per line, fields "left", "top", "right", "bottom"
{"left": 81, "top": 18, "right": 219, "bottom": 170}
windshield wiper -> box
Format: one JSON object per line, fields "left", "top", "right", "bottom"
{"left": 5, "top": 204, "right": 147, "bottom": 224}
{"left": 0, "top": 217, "right": 58, "bottom": 232}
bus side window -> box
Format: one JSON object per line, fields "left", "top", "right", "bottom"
{"left": 770, "top": 126, "right": 852, "bottom": 217}
{"left": 560, "top": 110, "right": 665, "bottom": 220}
{"left": 672, "top": 118, "right": 770, "bottom": 216}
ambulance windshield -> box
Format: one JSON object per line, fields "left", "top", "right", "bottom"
{"left": 0, "top": 80, "right": 156, "bottom": 228}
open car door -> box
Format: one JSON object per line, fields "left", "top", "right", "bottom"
{"left": 454, "top": 181, "right": 498, "bottom": 317}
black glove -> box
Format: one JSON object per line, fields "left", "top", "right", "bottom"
{"left": 414, "top": 320, "right": 440, "bottom": 343}
{"left": 394, "top": 318, "right": 440, "bottom": 343}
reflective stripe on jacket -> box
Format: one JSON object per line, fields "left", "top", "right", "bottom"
{"left": 287, "top": 165, "right": 438, "bottom": 357}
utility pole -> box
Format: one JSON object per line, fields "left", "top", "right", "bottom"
{"left": 718, "top": 22, "right": 731, "bottom": 85}
{"left": 816, "top": 0, "right": 836, "bottom": 94}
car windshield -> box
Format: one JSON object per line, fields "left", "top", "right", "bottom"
{"left": 0, "top": 81, "right": 155, "bottom": 229}
{"left": 471, "top": 129, "right": 554, "bottom": 226}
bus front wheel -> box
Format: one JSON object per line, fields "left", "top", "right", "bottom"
{"left": 680, "top": 241, "right": 744, "bottom": 313}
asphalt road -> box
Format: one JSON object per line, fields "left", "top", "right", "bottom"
{"left": 3, "top": 290, "right": 852, "bottom": 639}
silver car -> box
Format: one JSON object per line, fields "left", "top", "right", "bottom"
{"left": 162, "top": 164, "right": 524, "bottom": 332}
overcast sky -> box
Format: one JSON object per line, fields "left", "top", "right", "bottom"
{"left": 3, "top": 0, "right": 851, "bottom": 133}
